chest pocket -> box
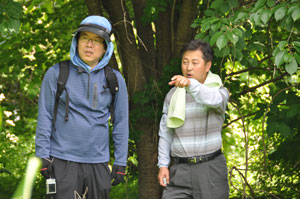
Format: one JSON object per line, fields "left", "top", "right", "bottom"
{"left": 93, "top": 82, "right": 112, "bottom": 109}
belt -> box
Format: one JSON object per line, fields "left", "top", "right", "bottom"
{"left": 172, "top": 149, "right": 222, "bottom": 164}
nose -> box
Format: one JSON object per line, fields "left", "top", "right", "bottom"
{"left": 86, "top": 39, "right": 93, "bottom": 47}
{"left": 187, "top": 63, "right": 193, "bottom": 71}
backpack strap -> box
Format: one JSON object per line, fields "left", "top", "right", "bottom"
{"left": 53, "top": 60, "right": 70, "bottom": 129}
{"left": 104, "top": 66, "right": 119, "bottom": 124}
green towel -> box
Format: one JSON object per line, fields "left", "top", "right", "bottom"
{"left": 204, "top": 71, "right": 222, "bottom": 88}
{"left": 167, "top": 71, "right": 222, "bottom": 128}
{"left": 167, "top": 87, "right": 186, "bottom": 128}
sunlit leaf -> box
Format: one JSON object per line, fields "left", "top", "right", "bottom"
{"left": 285, "top": 57, "right": 298, "bottom": 75}
{"left": 275, "top": 51, "right": 285, "bottom": 67}
{"left": 274, "top": 6, "right": 286, "bottom": 21}
{"left": 260, "top": 9, "right": 272, "bottom": 24}
{"left": 216, "top": 34, "right": 228, "bottom": 50}
{"left": 210, "top": 31, "right": 223, "bottom": 46}
{"left": 291, "top": 7, "right": 300, "bottom": 21}
{"left": 226, "top": 31, "right": 239, "bottom": 45}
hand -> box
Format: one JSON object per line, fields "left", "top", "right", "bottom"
{"left": 40, "top": 158, "right": 53, "bottom": 179}
{"left": 169, "top": 75, "right": 190, "bottom": 87}
{"left": 158, "top": 167, "right": 169, "bottom": 187}
{"left": 111, "top": 165, "right": 126, "bottom": 186}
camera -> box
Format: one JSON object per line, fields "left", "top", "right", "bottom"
{"left": 46, "top": 178, "right": 56, "bottom": 194}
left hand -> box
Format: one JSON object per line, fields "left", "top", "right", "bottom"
{"left": 169, "top": 75, "right": 190, "bottom": 87}
{"left": 111, "top": 165, "right": 126, "bottom": 186}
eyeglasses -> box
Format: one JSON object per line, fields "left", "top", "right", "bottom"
{"left": 79, "top": 36, "right": 105, "bottom": 46}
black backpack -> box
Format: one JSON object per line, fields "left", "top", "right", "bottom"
{"left": 52, "top": 60, "right": 119, "bottom": 128}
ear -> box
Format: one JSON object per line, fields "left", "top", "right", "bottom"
{"left": 205, "top": 61, "right": 212, "bottom": 72}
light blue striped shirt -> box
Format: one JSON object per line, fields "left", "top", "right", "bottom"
{"left": 158, "top": 78, "right": 229, "bottom": 168}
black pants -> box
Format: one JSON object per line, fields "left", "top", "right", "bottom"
{"left": 48, "top": 158, "right": 111, "bottom": 199}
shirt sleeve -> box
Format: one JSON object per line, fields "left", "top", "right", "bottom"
{"left": 157, "top": 97, "right": 174, "bottom": 168}
{"left": 35, "top": 65, "right": 58, "bottom": 158}
{"left": 187, "top": 78, "right": 229, "bottom": 114}
{"left": 111, "top": 72, "right": 129, "bottom": 166}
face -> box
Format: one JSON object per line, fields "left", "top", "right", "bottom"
{"left": 181, "top": 50, "right": 211, "bottom": 84}
{"left": 77, "top": 31, "right": 106, "bottom": 68}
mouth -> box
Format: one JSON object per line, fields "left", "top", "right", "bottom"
{"left": 187, "top": 74, "right": 193, "bottom": 78}
{"left": 84, "top": 51, "right": 93, "bottom": 56}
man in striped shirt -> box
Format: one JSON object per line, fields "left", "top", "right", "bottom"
{"left": 157, "top": 39, "right": 230, "bottom": 199}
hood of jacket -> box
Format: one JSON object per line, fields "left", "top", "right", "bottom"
{"left": 70, "top": 15, "right": 114, "bottom": 72}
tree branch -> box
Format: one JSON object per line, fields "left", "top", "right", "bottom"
{"left": 238, "top": 73, "right": 288, "bottom": 96}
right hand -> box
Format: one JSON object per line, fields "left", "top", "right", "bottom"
{"left": 40, "top": 158, "right": 53, "bottom": 179}
{"left": 158, "top": 167, "right": 169, "bottom": 187}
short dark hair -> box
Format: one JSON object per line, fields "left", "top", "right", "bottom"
{"left": 180, "top": 40, "right": 213, "bottom": 63}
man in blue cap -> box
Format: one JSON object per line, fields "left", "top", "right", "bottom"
{"left": 35, "top": 15, "right": 129, "bottom": 199}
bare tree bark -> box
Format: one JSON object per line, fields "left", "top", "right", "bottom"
{"left": 132, "top": 0, "right": 156, "bottom": 80}
{"left": 155, "top": 3, "right": 172, "bottom": 77}
{"left": 173, "top": 0, "right": 198, "bottom": 57}
{"left": 84, "top": 0, "right": 101, "bottom": 15}
{"left": 102, "top": 0, "right": 146, "bottom": 97}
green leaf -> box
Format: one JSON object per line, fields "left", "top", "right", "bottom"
{"left": 195, "top": 32, "right": 205, "bottom": 40}
{"left": 266, "top": 0, "right": 275, "bottom": 7}
{"left": 274, "top": 6, "right": 286, "bottom": 21}
{"left": 294, "top": 53, "right": 300, "bottom": 64}
{"left": 288, "top": 6, "right": 298, "bottom": 14}
{"left": 236, "top": 12, "right": 248, "bottom": 22}
{"left": 204, "top": 9, "right": 215, "bottom": 17}
{"left": 228, "top": 0, "right": 238, "bottom": 8}
{"left": 210, "top": 31, "right": 223, "bottom": 46}
{"left": 293, "top": 41, "right": 300, "bottom": 48}
{"left": 7, "top": 18, "right": 20, "bottom": 33}
{"left": 291, "top": 8, "right": 300, "bottom": 22}
{"left": 295, "top": 47, "right": 300, "bottom": 54}
{"left": 253, "top": 9, "right": 263, "bottom": 26}
{"left": 222, "top": 46, "right": 230, "bottom": 57}
{"left": 286, "top": 104, "right": 300, "bottom": 118}
{"left": 211, "top": 0, "right": 224, "bottom": 9}
{"left": 232, "top": 28, "right": 243, "bottom": 37}
{"left": 285, "top": 57, "right": 298, "bottom": 75}
{"left": 254, "top": 0, "right": 266, "bottom": 11}
{"left": 278, "top": 122, "right": 291, "bottom": 137}
{"left": 211, "top": 21, "right": 221, "bottom": 32}
{"left": 226, "top": 31, "right": 239, "bottom": 45}
{"left": 260, "top": 9, "right": 272, "bottom": 24}
{"left": 275, "top": 51, "right": 285, "bottom": 67}
{"left": 278, "top": 41, "right": 287, "bottom": 49}
{"left": 216, "top": 34, "right": 228, "bottom": 50}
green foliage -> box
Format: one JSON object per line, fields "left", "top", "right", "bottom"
{"left": 0, "top": 0, "right": 23, "bottom": 35}
{"left": 0, "top": 0, "right": 87, "bottom": 198}
{"left": 110, "top": 176, "right": 138, "bottom": 199}
{"left": 192, "top": 0, "right": 300, "bottom": 198}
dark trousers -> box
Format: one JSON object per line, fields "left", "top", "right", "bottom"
{"left": 48, "top": 158, "right": 111, "bottom": 199}
{"left": 162, "top": 154, "right": 229, "bottom": 199}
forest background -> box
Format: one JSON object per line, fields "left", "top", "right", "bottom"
{"left": 1, "top": 0, "right": 300, "bottom": 198}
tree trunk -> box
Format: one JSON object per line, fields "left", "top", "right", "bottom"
{"left": 102, "top": 0, "right": 146, "bottom": 96}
